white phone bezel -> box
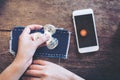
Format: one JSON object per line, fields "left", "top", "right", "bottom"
{"left": 72, "top": 9, "right": 99, "bottom": 53}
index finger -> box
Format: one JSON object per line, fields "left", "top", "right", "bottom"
{"left": 22, "top": 24, "right": 43, "bottom": 34}
{"left": 33, "top": 60, "right": 47, "bottom": 65}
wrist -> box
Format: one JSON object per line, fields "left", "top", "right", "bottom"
{"left": 0, "top": 53, "right": 32, "bottom": 80}
{"left": 14, "top": 53, "right": 32, "bottom": 69}
{"left": 13, "top": 59, "right": 29, "bottom": 72}
{"left": 0, "top": 60, "right": 29, "bottom": 80}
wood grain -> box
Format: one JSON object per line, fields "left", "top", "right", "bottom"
{"left": 0, "top": 0, "right": 120, "bottom": 80}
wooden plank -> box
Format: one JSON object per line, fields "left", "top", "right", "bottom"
{"left": 0, "top": 0, "right": 120, "bottom": 80}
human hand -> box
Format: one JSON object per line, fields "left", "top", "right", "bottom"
{"left": 0, "top": 25, "right": 50, "bottom": 80}
{"left": 22, "top": 60, "right": 85, "bottom": 80}
{"left": 15, "top": 24, "right": 50, "bottom": 67}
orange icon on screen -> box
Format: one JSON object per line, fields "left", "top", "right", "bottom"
{"left": 80, "top": 29, "right": 87, "bottom": 37}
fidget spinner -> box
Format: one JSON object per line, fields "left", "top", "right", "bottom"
{"left": 44, "top": 24, "right": 58, "bottom": 49}
{"left": 34, "top": 24, "right": 58, "bottom": 49}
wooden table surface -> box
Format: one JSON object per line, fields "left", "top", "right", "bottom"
{"left": 0, "top": 0, "right": 120, "bottom": 80}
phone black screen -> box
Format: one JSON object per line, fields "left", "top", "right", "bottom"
{"left": 74, "top": 14, "right": 97, "bottom": 48}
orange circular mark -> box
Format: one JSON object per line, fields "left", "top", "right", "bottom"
{"left": 80, "top": 29, "right": 87, "bottom": 37}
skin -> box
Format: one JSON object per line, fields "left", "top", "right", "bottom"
{"left": 0, "top": 24, "right": 85, "bottom": 80}
{"left": 22, "top": 60, "right": 84, "bottom": 80}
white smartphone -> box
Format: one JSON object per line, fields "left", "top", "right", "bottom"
{"left": 72, "top": 9, "right": 99, "bottom": 53}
